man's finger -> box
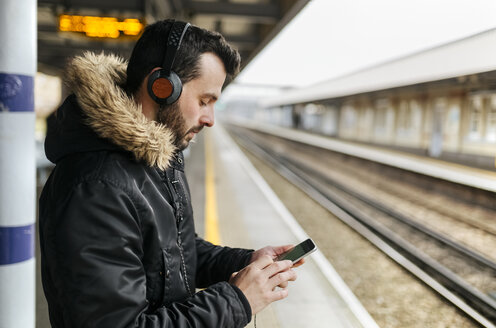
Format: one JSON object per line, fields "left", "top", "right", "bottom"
{"left": 264, "top": 260, "right": 292, "bottom": 279}
{"left": 292, "top": 258, "right": 305, "bottom": 268}
{"left": 272, "top": 245, "right": 294, "bottom": 257}
{"left": 267, "top": 287, "right": 289, "bottom": 303}
{"left": 251, "top": 255, "right": 275, "bottom": 270}
{"left": 269, "top": 269, "right": 297, "bottom": 289}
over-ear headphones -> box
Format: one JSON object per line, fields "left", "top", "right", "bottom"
{"left": 147, "top": 20, "right": 190, "bottom": 106}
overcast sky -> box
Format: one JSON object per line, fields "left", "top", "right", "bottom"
{"left": 233, "top": 0, "right": 496, "bottom": 89}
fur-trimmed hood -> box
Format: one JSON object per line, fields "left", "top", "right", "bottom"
{"left": 45, "top": 52, "right": 175, "bottom": 170}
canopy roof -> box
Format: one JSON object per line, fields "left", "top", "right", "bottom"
{"left": 38, "top": 0, "right": 310, "bottom": 74}
{"left": 261, "top": 28, "right": 496, "bottom": 108}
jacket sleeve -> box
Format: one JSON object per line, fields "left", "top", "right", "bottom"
{"left": 195, "top": 237, "right": 254, "bottom": 287}
{"left": 46, "top": 179, "right": 250, "bottom": 328}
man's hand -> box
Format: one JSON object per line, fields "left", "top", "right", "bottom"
{"left": 229, "top": 256, "right": 297, "bottom": 314}
{"left": 250, "top": 245, "right": 305, "bottom": 268}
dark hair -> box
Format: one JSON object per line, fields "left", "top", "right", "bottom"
{"left": 125, "top": 19, "right": 241, "bottom": 96}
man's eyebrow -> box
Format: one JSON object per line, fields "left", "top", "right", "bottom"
{"left": 202, "top": 93, "right": 218, "bottom": 101}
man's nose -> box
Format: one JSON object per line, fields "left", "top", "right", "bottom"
{"left": 200, "top": 106, "right": 215, "bottom": 127}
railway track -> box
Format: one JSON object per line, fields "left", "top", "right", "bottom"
{"left": 229, "top": 127, "right": 496, "bottom": 327}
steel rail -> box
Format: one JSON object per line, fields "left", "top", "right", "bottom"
{"left": 279, "top": 153, "right": 496, "bottom": 271}
{"left": 230, "top": 129, "right": 496, "bottom": 327}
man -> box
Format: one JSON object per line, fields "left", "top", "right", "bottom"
{"left": 39, "top": 19, "right": 299, "bottom": 327}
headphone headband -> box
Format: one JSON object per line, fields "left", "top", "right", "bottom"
{"left": 147, "top": 20, "right": 190, "bottom": 106}
{"left": 162, "top": 21, "right": 190, "bottom": 74}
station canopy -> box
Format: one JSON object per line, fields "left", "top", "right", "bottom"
{"left": 37, "top": 0, "right": 310, "bottom": 75}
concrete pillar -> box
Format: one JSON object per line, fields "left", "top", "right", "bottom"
{"left": 0, "top": 0, "right": 37, "bottom": 327}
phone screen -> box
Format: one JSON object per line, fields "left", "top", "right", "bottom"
{"left": 277, "top": 238, "right": 316, "bottom": 263}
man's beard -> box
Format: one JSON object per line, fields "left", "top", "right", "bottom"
{"left": 157, "top": 102, "right": 202, "bottom": 151}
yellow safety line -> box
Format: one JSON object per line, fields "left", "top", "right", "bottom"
{"left": 204, "top": 130, "right": 222, "bottom": 245}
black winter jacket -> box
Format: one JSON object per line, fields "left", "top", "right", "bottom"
{"left": 38, "top": 53, "right": 253, "bottom": 328}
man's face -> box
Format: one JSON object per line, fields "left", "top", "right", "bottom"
{"left": 158, "top": 52, "right": 226, "bottom": 151}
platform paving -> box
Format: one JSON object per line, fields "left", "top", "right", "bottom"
{"left": 185, "top": 124, "right": 376, "bottom": 328}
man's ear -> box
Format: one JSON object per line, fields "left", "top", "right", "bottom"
{"left": 139, "top": 67, "right": 162, "bottom": 94}
{"left": 150, "top": 67, "right": 162, "bottom": 74}
{"left": 145, "top": 67, "right": 163, "bottom": 84}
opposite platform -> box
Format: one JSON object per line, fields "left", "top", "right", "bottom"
{"left": 185, "top": 124, "right": 378, "bottom": 328}
{"left": 228, "top": 119, "right": 496, "bottom": 193}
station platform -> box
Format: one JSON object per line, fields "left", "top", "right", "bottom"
{"left": 226, "top": 119, "right": 496, "bottom": 193}
{"left": 184, "top": 124, "right": 378, "bottom": 328}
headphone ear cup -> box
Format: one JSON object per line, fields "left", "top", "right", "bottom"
{"left": 147, "top": 69, "right": 183, "bottom": 105}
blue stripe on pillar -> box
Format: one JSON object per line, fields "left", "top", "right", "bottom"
{"left": 0, "top": 73, "right": 34, "bottom": 112}
{"left": 0, "top": 224, "right": 35, "bottom": 265}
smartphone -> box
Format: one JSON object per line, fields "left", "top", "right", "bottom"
{"left": 276, "top": 238, "right": 317, "bottom": 263}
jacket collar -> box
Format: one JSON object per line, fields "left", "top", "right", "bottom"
{"left": 169, "top": 152, "right": 185, "bottom": 171}
{"left": 62, "top": 52, "right": 176, "bottom": 170}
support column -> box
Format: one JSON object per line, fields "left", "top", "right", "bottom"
{"left": 0, "top": 1, "right": 37, "bottom": 327}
